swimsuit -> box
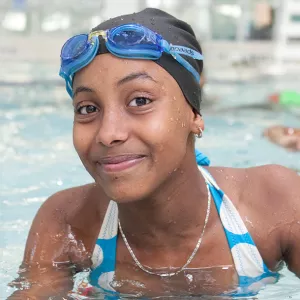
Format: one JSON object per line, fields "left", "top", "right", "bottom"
{"left": 70, "top": 153, "right": 279, "bottom": 299}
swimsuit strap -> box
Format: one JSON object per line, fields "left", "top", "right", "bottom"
{"left": 98, "top": 200, "right": 118, "bottom": 240}
{"left": 90, "top": 201, "right": 118, "bottom": 293}
{"left": 198, "top": 166, "right": 279, "bottom": 296}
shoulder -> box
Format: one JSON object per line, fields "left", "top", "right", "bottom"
{"left": 207, "top": 164, "right": 299, "bottom": 204}
{"left": 23, "top": 183, "right": 108, "bottom": 264}
{"left": 37, "top": 183, "right": 99, "bottom": 218}
{"left": 241, "top": 164, "right": 300, "bottom": 221}
{"left": 249, "top": 164, "right": 300, "bottom": 276}
{"left": 31, "top": 183, "right": 108, "bottom": 233}
{"left": 246, "top": 164, "right": 300, "bottom": 202}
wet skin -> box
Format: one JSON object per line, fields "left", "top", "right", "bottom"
{"left": 8, "top": 55, "right": 300, "bottom": 299}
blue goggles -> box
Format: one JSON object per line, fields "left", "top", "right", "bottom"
{"left": 59, "top": 23, "right": 204, "bottom": 98}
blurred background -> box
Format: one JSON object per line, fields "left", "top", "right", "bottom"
{"left": 2, "top": 0, "right": 300, "bottom": 79}
{"left": 1, "top": 0, "right": 300, "bottom": 299}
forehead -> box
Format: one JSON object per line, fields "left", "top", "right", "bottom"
{"left": 73, "top": 54, "right": 174, "bottom": 87}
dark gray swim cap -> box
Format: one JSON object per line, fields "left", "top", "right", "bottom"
{"left": 92, "top": 8, "right": 203, "bottom": 114}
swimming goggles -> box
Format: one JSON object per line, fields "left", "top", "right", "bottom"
{"left": 59, "top": 23, "right": 204, "bottom": 97}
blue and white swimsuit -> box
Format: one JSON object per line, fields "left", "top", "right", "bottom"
{"left": 70, "top": 151, "right": 279, "bottom": 299}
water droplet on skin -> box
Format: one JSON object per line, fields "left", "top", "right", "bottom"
{"left": 186, "top": 274, "right": 193, "bottom": 283}
{"left": 225, "top": 176, "right": 229, "bottom": 180}
{"left": 170, "top": 117, "right": 174, "bottom": 122}
{"left": 245, "top": 216, "right": 254, "bottom": 228}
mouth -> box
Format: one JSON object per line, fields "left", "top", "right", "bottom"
{"left": 97, "top": 154, "right": 146, "bottom": 173}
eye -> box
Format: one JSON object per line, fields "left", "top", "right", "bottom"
{"left": 128, "top": 97, "right": 151, "bottom": 107}
{"left": 76, "top": 105, "right": 98, "bottom": 115}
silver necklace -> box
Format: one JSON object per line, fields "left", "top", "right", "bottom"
{"left": 118, "top": 183, "right": 211, "bottom": 277}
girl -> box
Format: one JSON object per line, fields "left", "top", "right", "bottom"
{"left": 9, "top": 8, "right": 300, "bottom": 300}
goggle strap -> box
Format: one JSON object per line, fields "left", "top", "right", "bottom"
{"left": 161, "top": 39, "right": 171, "bottom": 53}
{"left": 173, "top": 52, "right": 200, "bottom": 82}
{"left": 170, "top": 44, "right": 203, "bottom": 60}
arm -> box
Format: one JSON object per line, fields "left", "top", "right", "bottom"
{"left": 263, "top": 165, "right": 300, "bottom": 277}
{"left": 8, "top": 191, "right": 77, "bottom": 299}
{"left": 281, "top": 168, "right": 300, "bottom": 277}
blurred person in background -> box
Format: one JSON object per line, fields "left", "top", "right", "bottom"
{"left": 264, "top": 91, "right": 300, "bottom": 151}
{"left": 263, "top": 126, "right": 300, "bottom": 151}
{"left": 249, "top": 0, "right": 274, "bottom": 40}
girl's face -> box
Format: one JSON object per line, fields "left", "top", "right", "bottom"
{"left": 72, "top": 54, "right": 203, "bottom": 202}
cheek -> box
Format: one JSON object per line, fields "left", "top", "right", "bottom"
{"left": 143, "top": 106, "right": 191, "bottom": 166}
{"left": 73, "top": 123, "right": 96, "bottom": 158}
{"left": 146, "top": 106, "right": 190, "bottom": 145}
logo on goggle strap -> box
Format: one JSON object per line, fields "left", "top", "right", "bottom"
{"left": 170, "top": 46, "right": 194, "bottom": 56}
{"left": 89, "top": 30, "right": 107, "bottom": 41}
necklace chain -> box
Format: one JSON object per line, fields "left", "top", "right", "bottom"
{"left": 118, "top": 183, "right": 211, "bottom": 277}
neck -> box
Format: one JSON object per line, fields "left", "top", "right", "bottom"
{"left": 118, "top": 156, "right": 210, "bottom": 250}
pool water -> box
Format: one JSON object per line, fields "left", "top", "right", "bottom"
{"left": 0, "top": 74, "right": 300, "bottom": 299}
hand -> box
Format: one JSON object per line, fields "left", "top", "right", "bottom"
{"left": 263, "top": 126, "right": 300, "bottom": 151}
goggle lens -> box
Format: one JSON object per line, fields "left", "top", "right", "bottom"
{"left": 110, "top": 26, "right": 146, "bottom": 46}
{"left": 61, "top": 34, "right": 89, "bottom": 60}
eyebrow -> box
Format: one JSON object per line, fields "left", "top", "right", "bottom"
{"left": 72, "top": 72, "right": 156, "bottom": 99}
{"left": 116, "top": 72, "right": 157, "bottom": 86}
{"left": 73, "top": 86, "right": 95, "bottom": 99}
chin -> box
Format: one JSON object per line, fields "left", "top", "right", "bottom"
{"left": 93, "top": 173, "right": 150, "bottom": 203}
{"left": 91, "top": 159, "right": 160, "bottom": 203}
{"left": 101, "top": 185, "right": 150, "bottom": 203}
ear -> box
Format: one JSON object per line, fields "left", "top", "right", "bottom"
{"left": 190, "top": 112, "right": 204, "bottom": 136}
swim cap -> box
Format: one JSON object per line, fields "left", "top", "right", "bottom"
{"left": 92, "top": 8, "right": 203, "bottom": 114}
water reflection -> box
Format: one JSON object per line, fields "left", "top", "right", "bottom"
{"left": 70, "top": 265, "right": 239, "bottom": 299}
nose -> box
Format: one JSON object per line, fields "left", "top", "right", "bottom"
{"left": 95, "top": 108, "right": 129, "bottom": 147}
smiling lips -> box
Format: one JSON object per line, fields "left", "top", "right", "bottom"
{"left": 98, "top": 154, "right": 146, "bottom": 172}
